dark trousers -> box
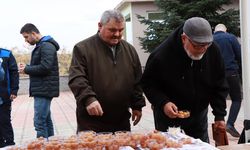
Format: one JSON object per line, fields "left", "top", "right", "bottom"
{"left": 226, "top": 72, "right": 242, "bottom": 126}
{"left": 0, "top": 100, "right": 15, "bottom": 148}
{"left": 153, "top": 106, "right": 209, "bottom": 143}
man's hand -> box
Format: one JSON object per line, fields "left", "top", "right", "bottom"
{"left": 10, "top": 94, "right": 17, "bottom": 100}
{"left": 86, "top": 101, "right": 103, "bottom": 116}
{"left": 163, "top": 102, "right": 178, "bottom": 118}
{"left": 18, "top": 63, "right": 26, "bottom": 74}
{"left": 132, "top": 110, "right": 142, "bottom": 126}
{"left": 213, "top": 120, "right": 226, "bottom": 130}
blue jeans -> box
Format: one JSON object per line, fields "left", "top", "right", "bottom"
{"left": 34, "top": 97, "right": 54, "bottom": 138}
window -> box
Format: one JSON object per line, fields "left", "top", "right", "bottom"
{"left": 125, "top": 14, "right": 131, "bottom": 22}
{"left": 147, "top": 12, "right": 164, "bottom": 22}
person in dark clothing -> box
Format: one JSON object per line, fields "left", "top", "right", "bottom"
{"left": 214, "top": 24, "right": 242, "bottom": 137}
{"left": 19, "top": 23, "right": 60, "bottom": 138}
{"left": 68, "top": 10, "right": 145, "bottom": 133}
{"left": 141, "top": 17, "right": 229, "bottom": 143}
{"left": 0, "top": 48, "right": 19, "bottom": 148}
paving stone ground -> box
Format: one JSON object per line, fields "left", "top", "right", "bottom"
{"left": 11, "top": 91, "right": 244, "bottom": 147}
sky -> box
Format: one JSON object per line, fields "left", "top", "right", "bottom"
{"left": 0, "top": 0, "right": 122, "bottom": 52}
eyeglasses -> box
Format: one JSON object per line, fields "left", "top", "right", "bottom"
{"left": 185, "top": 34, "right": 212, "bottom": 49}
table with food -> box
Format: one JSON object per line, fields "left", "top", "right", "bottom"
{"left": 4, "top": 127, "right": 219, "bottom": 150}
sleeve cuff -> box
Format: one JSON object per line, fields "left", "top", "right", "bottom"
{"left": 131, "top": 106, "right": 142, "bottom": 111}
{"left": 214, "top": 116, "right": 225, "bottom": 121}
{"left": 85, "top": 97, "right": 97, "bottom": 106}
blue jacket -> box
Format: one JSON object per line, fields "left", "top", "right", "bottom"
{"left": 0, "top": 59, "right": 4, "bottom": 81}
{"left": 213, "top": 31, "right": 241, "bottom": 74}
{"left": 0, "top": 48, "right": 19, "bottom": 100}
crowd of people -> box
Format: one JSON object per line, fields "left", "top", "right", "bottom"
{"left": 0, "top": 9, "right": 242, "bottom": 148}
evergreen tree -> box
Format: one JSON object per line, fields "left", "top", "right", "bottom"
{"left": 138, "top": 0, "right": 240, "bottom": 53}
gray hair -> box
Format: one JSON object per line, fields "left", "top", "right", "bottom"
{"left": 214, "top": 24, "right": 227, "bottom": 32}
{"left": 100, "top": 10, "right": 124, "bottom": 25}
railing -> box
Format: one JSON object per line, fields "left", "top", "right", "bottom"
{"left": 18, "top": 75, "right": 70, "bottom": 95}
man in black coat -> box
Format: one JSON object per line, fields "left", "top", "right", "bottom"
{"left": 141, "top": 17, "right": 228, "bottom": 142}
{"left": 19, "top": 23, "right": 60, "bottom": 138}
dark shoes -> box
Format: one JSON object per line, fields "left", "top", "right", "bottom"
{"left": 226, "top": 124, "right": 240, "bottom": 137}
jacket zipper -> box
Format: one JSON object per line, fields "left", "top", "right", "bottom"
{"left": 110, "top": 46, "right": 117, "bottom": 65}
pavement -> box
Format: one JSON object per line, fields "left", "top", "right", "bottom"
{"left": 11, "top": 91, "right": 244, "bottom": 147}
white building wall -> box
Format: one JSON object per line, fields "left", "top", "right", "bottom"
{"left": 119, "top": 4, "right": 133, "bottom": 44}
{"left": 130, "top": 2, "right": 159, "bottom": 67}
{"left": 240, "top": 0, "right": 250, "bottom": 141}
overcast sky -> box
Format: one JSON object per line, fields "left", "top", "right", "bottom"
{"left": 0, "top": 0, "right": 122, "bottom": 51}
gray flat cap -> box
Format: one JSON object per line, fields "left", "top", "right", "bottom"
{"left": 183, "top": 17, "right": 213, "bottom": 43}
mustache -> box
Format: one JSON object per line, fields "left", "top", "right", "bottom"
{"left": 112, "top": 35, "right": 121, "bottom": 39}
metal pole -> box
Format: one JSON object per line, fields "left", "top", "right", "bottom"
{"left": 240, "top": 0, "right": 250, "bottom": 142}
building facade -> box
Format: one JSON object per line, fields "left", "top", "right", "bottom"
{"left": 115, "top": 0, "right": 239, "bottom": 67}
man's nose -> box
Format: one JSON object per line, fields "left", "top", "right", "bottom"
{"left": 114, "top": 32, "right": 119, "bottom": 37}
{"left": 114, "top": 31, "right": 121, "bottom": 37}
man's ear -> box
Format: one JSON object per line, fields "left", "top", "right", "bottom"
{"left": 98, "top": 22, "right": 102, "bottom": 31}
{"left": 181, "top": 34, "right": 186, "bottom": 43}
{"left": 31, "top": 31, "right": 36, "bottom": 37}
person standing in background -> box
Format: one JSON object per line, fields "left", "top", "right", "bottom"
{"left": 0, "top": 48, "right": 19, "bottom": 148}
{"left": 19, "top": 23, "right": 60, "bottom": 138}
{"left": 214, "top": 23, "right": 242, "bottom": 137}
{"left": 68, "top": 9, "right": 145, "bottom": 132}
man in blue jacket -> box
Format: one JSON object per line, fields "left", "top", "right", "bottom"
{"left": 0, "top": 48, "right": 19, "bottom": 148}
{"left": 19, "top": 23, "right": 60, "bottom": 138}
{"left": 214, "top": 24, "right": 242, "bottom": 137}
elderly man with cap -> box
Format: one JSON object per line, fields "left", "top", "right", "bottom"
{"left": 141, "top": 17, "right": 228, "bottom": 142}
